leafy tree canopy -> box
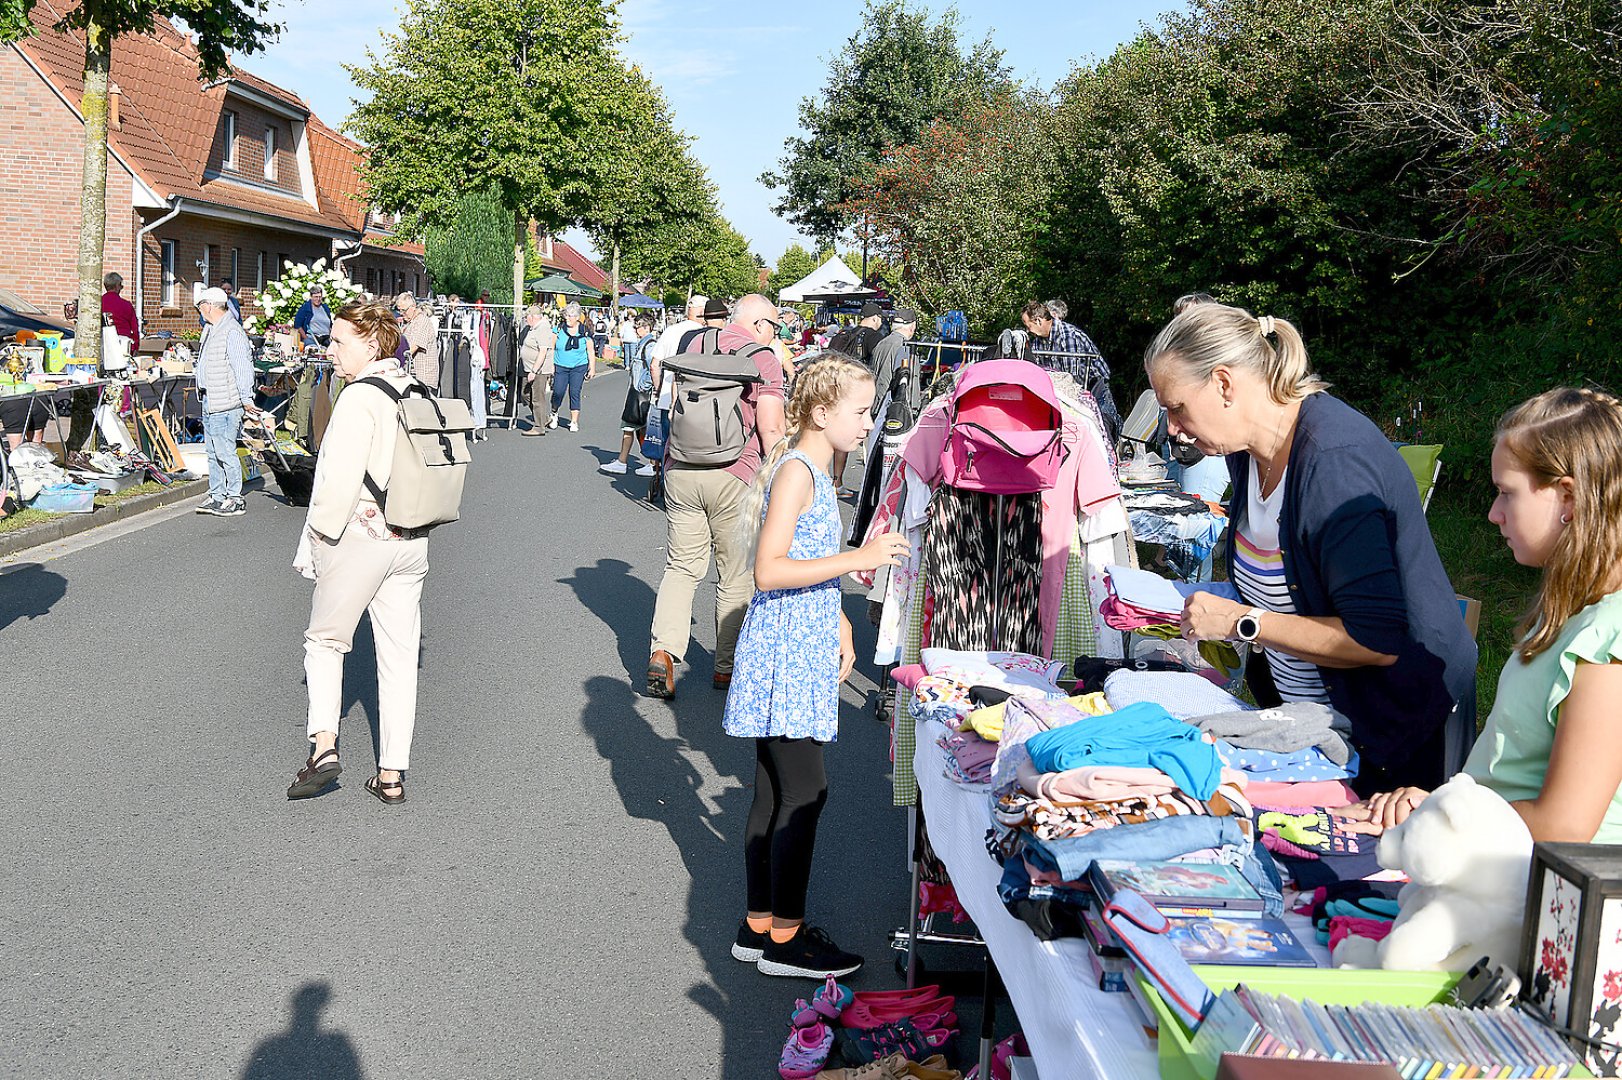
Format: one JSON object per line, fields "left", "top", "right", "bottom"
{"left": 760, "top": 0, "right": 1012, "bottom": 244}
{"left": 426, "top": 187, "right": 516, "bottom": 304}
{"left": 0, "top": 0, "right": 281, "bottom": 76}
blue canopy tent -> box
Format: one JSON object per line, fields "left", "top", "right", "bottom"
{"left": 618, "top": 292, "right": 664, "bottom": 310}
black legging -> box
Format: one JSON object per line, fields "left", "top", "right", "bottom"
{"left": 744, "top": 736, "right": 829, "bottom": 921}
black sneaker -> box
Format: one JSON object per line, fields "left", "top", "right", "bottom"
{"left": 220, "top": 497, "right": 246, "bottom": 517}
{"left": 195, "top": 498, "right": 227, "bottom": 516}
{"left": 757, "top": 925, "right": 863, "bottom": 979}
{"left": 731, "top": 920, "right": 769, "bottom": 963}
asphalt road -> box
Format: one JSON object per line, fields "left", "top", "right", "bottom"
{"left": 0, "top": 371, "right": 944, "bottom": 1079}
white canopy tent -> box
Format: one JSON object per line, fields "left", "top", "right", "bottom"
{"left": 775, "top": 255, "right": 878, "bottom": 303}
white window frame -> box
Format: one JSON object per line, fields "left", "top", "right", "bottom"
{"left": 263, "top": 126, "right": 277, "bottom": 180}
{"left": 230, "top": 247, "right": 240, "bottom": 288}
{"left": 255, "top": 251, "right": 265, "bottom": 290}
{"left": 222, "top": 110, "right": 238, "bottom": 170}
{"left": 160, "top": 239, "right": 177, "bottom": 306}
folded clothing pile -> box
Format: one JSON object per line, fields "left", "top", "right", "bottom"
{"left": 777, "top": 978, "right": 962, "bottom": 1079}
{"left": 909, "top": 650, "right": 1067, "bottom": 726}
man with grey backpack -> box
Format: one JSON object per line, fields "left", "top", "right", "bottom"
{"left": 646, "top": 294, "right": 787, "bottom": 699}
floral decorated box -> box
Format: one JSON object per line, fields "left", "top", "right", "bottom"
{"left": 1520, "top": 842, "right": 1622, "bottom": 1075}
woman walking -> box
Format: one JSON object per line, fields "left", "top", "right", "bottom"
{"left": 287, "top": 299, "right": 430, "bottom": 806}
{"left": 551, "top": 302, "right": 596, "bottom": 432}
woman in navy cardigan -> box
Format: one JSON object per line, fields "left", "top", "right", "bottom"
{"left": 1145, "top": 303, "right": 1477, "bottom": 794}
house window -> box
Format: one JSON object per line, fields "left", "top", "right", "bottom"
{"left": 277, "top": 253, "right": 289, "bottom": 281}
{"left": 413, "top": 272, "right": 420, "bottom": 295}
{"left": 222, "top": 110, "right": 238, "bottom": 170}
{"left": 366, "top": 267, "right": 377, "bottom": 294}
{"left": 160, "top": 239, "right": 176, "bottom": 306}
{"left": 255, "top": 251, "right": 264, "bottom": 290}
{"left": 230, "top": 248, "right": 240, "bottom": 288}
{"left": 263, "top": 127, "right": 277, "bottom": 180}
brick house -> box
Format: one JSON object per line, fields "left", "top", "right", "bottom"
{"left": 0, "top": 4, "right": 423, "bottom": 337}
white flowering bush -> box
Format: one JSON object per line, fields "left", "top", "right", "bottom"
{"left": 245, "top": 258, "right": 365, "bottom": 334}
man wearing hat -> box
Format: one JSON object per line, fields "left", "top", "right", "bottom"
{"left": 676, "top": 296, "right": 730, "bottom": 353}
{"left": 194, "top": 286, "right": 261, "bottom": 517}
{"left": 828, "top": 301, "right": 885, "bottom": 369}
{"left": 869, "top": 307, "right": 918, "bottom": 420}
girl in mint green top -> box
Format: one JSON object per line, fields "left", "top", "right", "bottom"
{"left": 1349, "top": 388, "right": 1622, "bottom": 844}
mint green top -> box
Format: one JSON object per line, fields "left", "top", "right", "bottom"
{"left": 1464, "top": 590, "right": 1622, "bottom": 843}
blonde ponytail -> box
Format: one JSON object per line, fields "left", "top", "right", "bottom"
{"left": 738, "top": 354, "right": 875, "bottom": 560}
{"left": 1145, "top": 303, "right": 1328, "bottom": 405}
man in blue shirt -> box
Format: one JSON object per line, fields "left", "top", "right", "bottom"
{"left": 293, "top": 286, "right": 333, "bottom": 350}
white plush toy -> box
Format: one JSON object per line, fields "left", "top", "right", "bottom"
{"left": 1333, "top": 772, "right": 1533, "bottom": 972}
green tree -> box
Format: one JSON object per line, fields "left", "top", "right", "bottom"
{"left": 578, "top": 64, "right": 708, "bottom": 324}
{"left": 0, "top": 0, "right": 281, "bottom": 360}
{"left": 425, "top": 187, "right": 516, "bottom": 303}
{"left": 760, "top": 0, "right": 1012, "bottom": 245}
{"left": 348, "top": 0, "right": 619, "bottom": 315}
{"left": 844, "top": 96, "right": 1053, "bottom": 337}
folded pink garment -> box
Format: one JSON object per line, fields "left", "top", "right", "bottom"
{"left": 1328, "top": 915, "right": 1393, "bottom": 953}
{"left": 892, "top": 664, "right": 926, "bottom": 690}
{"left": 1245, "top": 779, "right": 1358, "bottom": 808}
{"left": 1016, "top": 756, "right": 1249, "bottom": 802}
{"left": 941, "top": 733, "right": 998, "bottom": 773}
{"left": 1100, "top": 595, "right": 1181, "bottom": 632}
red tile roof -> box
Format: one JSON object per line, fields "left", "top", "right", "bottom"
{"left": 551, "top": 238, "right": 619, "bottom": 294}
{"left": 14, "top": 2, "right": 354, "bottom": 234}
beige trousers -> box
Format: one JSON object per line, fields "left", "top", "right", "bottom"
{"left": 528, "top": 371, "right": 552, "bottom": 429}
{"left": 304, "top": 524, "right": 429, "bottom": 771}
{"left": 650, "top": 464, "right": 754, "bottom": 674}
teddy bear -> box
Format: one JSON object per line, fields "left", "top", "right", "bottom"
{"left": 1332, "top": 772, "right": 1533, "bottom": 972}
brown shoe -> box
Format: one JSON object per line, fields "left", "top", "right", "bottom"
{"left": 647, "top": 650, "right": 675, "bottom": 699}
{"left": 815, "top": 1052, "right": 909, "bottom": 1080}
{"left": 712, "top": 671, "right": 732, "bottom": 691}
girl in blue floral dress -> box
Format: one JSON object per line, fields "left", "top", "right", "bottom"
{"left": 724, "top": 356, "right": 910, "bottom": 979}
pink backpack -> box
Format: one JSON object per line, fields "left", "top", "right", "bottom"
{"left": 940, "top": 359, "right": 1069, "bottom": 494}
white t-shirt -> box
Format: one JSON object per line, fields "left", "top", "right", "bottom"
{"left": 1232, "top": 459, "right": 1329, "bottom": 703}
{"left": 651, "top": 318, "right": 700, "bottom": 409}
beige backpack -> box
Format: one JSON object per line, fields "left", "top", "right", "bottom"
{"left": 357, "top": 377, "right": 473, "bottom": 530}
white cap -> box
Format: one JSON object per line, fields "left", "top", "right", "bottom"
{"left": 195, "top": 286, "right": 229, "bottom": 308}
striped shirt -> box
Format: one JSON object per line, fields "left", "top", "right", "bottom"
{"left": 1232, "top": 459, "right": 1329, "bottom": 703}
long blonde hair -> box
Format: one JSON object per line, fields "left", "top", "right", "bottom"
{"left": 1144, "top": 302, "right": 1328, "bottom": 404}
{"left": 740, "top": 354, "right": 875, "bottom": 555}
{"left": 1496, "top": 387, "right": 1622, "bottom": 661}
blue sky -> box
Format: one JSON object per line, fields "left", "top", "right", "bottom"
{"left": 247, "top": 0, "right": 1184, "bottom": 263}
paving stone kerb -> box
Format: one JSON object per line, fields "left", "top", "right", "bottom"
{"left": 0, "top": 477, "right": 211, "bottom": 559}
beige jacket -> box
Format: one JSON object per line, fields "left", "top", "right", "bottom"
{"left": 305, "top": 365, "right": 414, "bottom": 540}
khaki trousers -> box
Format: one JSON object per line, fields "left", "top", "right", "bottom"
{"left": 528, "top": 371, "right": 552, "bottom": 429}
{"left": 304, "top": 524, "right": 429, "bottom": 771}
{"left": 650, "top": 464, "right": 754, "bottom": 674}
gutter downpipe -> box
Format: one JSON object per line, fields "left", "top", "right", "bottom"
{"left": 334, "top": 235, "right": 365, "bottom": 285}
{"left": 134, "top": 197, "right": 183, "bottom": 332}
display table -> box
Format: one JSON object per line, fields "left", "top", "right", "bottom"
{"left": 912, "top": 718, "right": 1329, "bottom": 1080}
{"left": 0, "top": 380, "right": 109, "bottom": 439}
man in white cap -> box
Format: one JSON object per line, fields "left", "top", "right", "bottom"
{"left": 194, "top": 286, "right": 261, "bottom": 516}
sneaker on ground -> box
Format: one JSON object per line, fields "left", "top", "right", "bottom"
{"left": 731, "top": 920, "right": 769, "bottom": 963}
{"left": 220, "top": 497, "right": 247, "bottom": 516}
{"left": 547, "top": 415, "right": 559, "bottom": 429}
{"left": 600, "top": 460, "right": 628, "bottom": 475}
{"left": 194, "top": 498, "right": 225, "bottom": 515}
{"left": 757, "top": 925, "right": 863, "bottom": 979}
{"left": 635, "top": 461, "right": 657, "bottom": 476}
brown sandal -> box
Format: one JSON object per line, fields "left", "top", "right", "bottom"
{"left": 287, "top": 747, "right": 341, "bottom": 800}
{"left": 365, "top": 773, "right": 405, "bottom": 806}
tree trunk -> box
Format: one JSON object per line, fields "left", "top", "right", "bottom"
{"left": 610, "top": 238, "right": 620, "bottom": 332}
{"left": 512, "top": 209, "right": 524, "bottom": 323}
{"left": 74, "top": 16, "right": 112, "bottom": 363}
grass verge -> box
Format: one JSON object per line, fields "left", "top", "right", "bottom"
{"left": 0, "top": 480, "right": 170, "bottom": 536}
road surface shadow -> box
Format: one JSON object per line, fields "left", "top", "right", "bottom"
{"left": 240, "top": 980, "right": 363, "bottom": 1080}
{"left": 0, "top": 562, "right": 67, "bottom": 631}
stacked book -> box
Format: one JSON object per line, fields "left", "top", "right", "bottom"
{"left": 1190, "top": 988, "right": 1582, "bottom": 1078}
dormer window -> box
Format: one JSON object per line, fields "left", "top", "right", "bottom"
{"left": 263, "top": 126, "right": 277, "bottom": 180}
{"left": 222, "top": 110, "right": 238, "bottom": 170}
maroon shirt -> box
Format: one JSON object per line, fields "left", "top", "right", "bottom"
{"left": 683, "top": 323, "right": 785, "bottom": 485}
{"left": 101, "top": 290, "right": 139, "bottom": 341}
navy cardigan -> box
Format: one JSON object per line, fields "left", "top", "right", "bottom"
{"left": 1226, "top": 393, "right": 1477, "bottom": 783}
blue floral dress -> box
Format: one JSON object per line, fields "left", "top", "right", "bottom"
{"left": 723, "top": 450, "right": 843, "bottom": 742}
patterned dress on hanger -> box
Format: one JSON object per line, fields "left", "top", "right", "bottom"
{"left": 723, "top": 450, "right": 845, "bottom": 743}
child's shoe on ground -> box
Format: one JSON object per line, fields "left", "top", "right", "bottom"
{"left": 779, "top": 1021, "right": 835, "bottom": 1079}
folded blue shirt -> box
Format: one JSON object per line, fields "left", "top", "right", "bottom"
{"left": 1024, "top": 701, "right": 1223, "bottom": 799}
{"left": 1219, "top": 741, "right": 1359, "bottom": 782}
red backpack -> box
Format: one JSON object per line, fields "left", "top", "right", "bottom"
{"left": 940, "top": 359, "right": 1069, "bottom": 494}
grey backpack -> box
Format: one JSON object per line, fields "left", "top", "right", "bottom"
{"left": 662, "top": 328, "right": 767, "bottom": 466}
{"left": 357, "top": 377, "right": 473, "bottom": 530}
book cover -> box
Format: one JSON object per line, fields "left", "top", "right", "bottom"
{"left": 1091, "top": 859, "right": 1266, "bottom": 912}
{"left": 1164, "top": 914, "right": 1319, "bottom": 967}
